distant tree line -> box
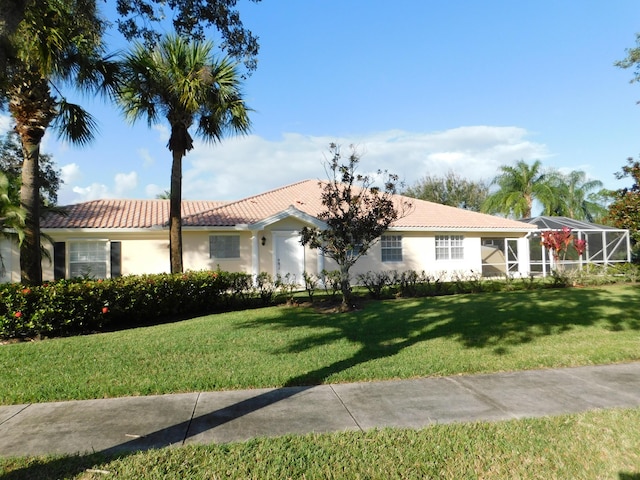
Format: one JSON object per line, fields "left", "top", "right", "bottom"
{"left": 403, "top": 160, "right": 610, "bottom": 222}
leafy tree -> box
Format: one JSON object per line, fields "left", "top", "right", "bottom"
{"left": 1, "top": 0, "right": 119, "bottom": 285}
{"left": 550, "top": 170, "right": 607, "bottom": 222}
{"left": 300, "top": 144, "right": 412, "bottom": 311}
{"left": 155, "top": 190, "right": 171, "bottom": 200}
{"left": 616, "top": 34, "right": 640, "bottom": 83}
{"left": 118, "top": 34, "right": 251, "bottom": 273}
{"left": 0, "top": 130, "right": 60, "bottom": 206}
{"left": 115, "top": 0, "right": 261, "bottom": 72}
{"left": 607, "top": 157, "right": 640, "bottom": 260}
{"left": 403, "top": 170, "right": 489, "bottom": 211}
{"left": 481, "top": 160, "right": 556, "bottom": 219}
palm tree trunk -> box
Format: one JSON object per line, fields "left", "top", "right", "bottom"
{"left": 169, "top": 149, "right": 183, "bottom": 274}
{"left": 18, "top": 131, "right": 42, "bottom": 285}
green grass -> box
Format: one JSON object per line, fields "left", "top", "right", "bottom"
{"left": 1, "top": 284, "right": 639, "bottom": 405}
{"left": 2, "top": 407, "right": 640, "bottom": 479}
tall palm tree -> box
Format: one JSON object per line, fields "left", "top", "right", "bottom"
{"left": 3, "top": 0, "right": 119, "bottom": 285}
{"left": 481, "top": 160, "right": 556, "bottom": 218}
{"left": 0, "top": 171, "right": 25, "bottom": 276}
{"left": 118, "top": 34, "right": 252, "bottom": 273}
{"left": 547, "top": 170, "right": 606, "bottom": 221}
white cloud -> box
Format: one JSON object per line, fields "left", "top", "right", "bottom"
{"left": 137, "top": 148, "right": 155, "bottom": 167}
{"left": 72, "top": 183, "right": 110, "bottom": 202}
{"left": 145, "top": 183, "right": 166, "bottom": 198}
{"left": 114, "top": 171, "right": 138, "bottom": 196}
{"left": 60, "top": 163, "right": 82, "bottom": 184}
{"left": 61, "top": 169, "right": 139, "bottom": 203}
{"left": 180, "top": 126, "right": 550, "bottom": 200}
{"left": 55, "top": 126, "right": 552, "bottom": 204}
{"left": 152, "top": 124, "right": 170, "bottom": 143}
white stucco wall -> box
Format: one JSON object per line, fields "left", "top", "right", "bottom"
{"left": 41, "top": 231, "right": 171, "bottom": 280}
{"left": 0, "top": 237, "right": 19, "bottom": 283}
{"left": 2, "top": 223, "right": 530, "bottom": 284}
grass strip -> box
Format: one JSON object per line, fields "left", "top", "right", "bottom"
{"left": 1, "top": 284, "right": 639, "bottom": 405}
{"left": 1, "top": 407, "right": 640, "bottom": 479}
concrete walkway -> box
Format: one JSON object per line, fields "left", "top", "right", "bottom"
{"left": 1, "top": 362, "right": 640, "bottom": 457}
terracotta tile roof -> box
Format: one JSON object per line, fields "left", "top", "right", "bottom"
{"left": 41, "top": 199, "right": 227, "bottom": 229}
{"left": 42, "top": 180, "right": 535, "bottom": 232}
{"left": 183, "top": 180, "right": 535, "bottom": 231}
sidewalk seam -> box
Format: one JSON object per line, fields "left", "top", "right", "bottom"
{"left": 181, "top": 392, "right": 201, "bottom": 446}
{"left": 0, "top": 404, "right": 32, "bottom": 427}
{"left": 445, "top": 377, "right": 519, "bottom": 420}
{"left": 330, "top": 385, "right": 364, "bottom": 432}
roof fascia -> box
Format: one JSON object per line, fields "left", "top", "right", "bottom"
{"left": 388, "top": 226, "right": 537, "bottom": 233}
{"left": 249, "top": 205, "right": 326, "bottom": 230}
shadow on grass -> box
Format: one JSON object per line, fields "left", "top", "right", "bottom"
{"left": 242, "top": 285, "right": 640, "bottom": 387}
{"left": 0, "top": 453, "right": 118, "bottom": 480}
{"left": 2, "top": 285, "right": 639, "bottom": 478}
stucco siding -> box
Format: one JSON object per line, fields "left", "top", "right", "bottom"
{"left": 183, "top": 231, "right": 253, "bottom": 274}
{"left": 0, "top": 238, "right": 19, "bottom": 283}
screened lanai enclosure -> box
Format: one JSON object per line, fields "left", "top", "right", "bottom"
{"left": 522, "top": 216, "right": 631, "bottom": 276}
{"left": 480, "top": 217, "right": 631, "bottom": 277}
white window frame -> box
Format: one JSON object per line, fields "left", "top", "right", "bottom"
{"left": 68, "top": 240, "right": 109, "bottom": 279}
{"left": 435, "top": 235, "right": 464, "bottom": 261}
{"left": 381, "top": 235, "right": 403, "bottom": 262}
{"left": 209, "top": 234, "right": 241, "bottom": 260}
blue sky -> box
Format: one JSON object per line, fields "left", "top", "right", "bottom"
{"left": 2, "top": 0, "right": 640, "bottom": 209}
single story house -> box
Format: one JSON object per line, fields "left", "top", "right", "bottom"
{"left": 0, "top": 180, "right": 537, "bottom": 284}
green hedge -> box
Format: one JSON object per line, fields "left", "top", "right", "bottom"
{"left": 2, "top": 264, "right": 639, "bottom": 340}
{"left": 0, "top": 270, "right": 258, "bottom": 339}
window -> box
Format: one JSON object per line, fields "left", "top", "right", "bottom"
{"left": 381, "top": 235, "right": 402, "bottom": 262}
{"left": 210, "top": 235, "right": 240, "bottom": 259}
{"left": 69, "top": 241, "right": 108, "bottom": 278}
{"left": 435, "top": 235, "right": 464, "bottom": 260}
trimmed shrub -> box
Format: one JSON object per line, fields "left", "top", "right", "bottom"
{"left": 0, "top": 270, "right": 255, "bottom": 339}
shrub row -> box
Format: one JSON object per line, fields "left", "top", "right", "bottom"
{"left": 0, "top": 270, "right": 269, "bottom": 339}
{"left": 2, "top": 264, "right": 638, "bottom": 340}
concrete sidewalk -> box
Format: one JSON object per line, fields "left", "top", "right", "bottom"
{"left": 1, "top": 362, "right": 640, "bottom": 457}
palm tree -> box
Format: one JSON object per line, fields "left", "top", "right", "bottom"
{"left": 547, "top": 170, "right": 606, "bottom": 221}
{"left": 482, "top": 160, "right": 556, "bottom": 218}
{"left": 3, "top": 0, "right": 119, "bottom": 285}
{"left": 0, "top": 171, "right": 25, "bottom": 276}
{"left": 118, "top": 34, "right": 252, "bottom": 273}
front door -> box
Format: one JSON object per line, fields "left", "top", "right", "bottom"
{"left": 274, "top": 232, "right": 304, "bottom": 285}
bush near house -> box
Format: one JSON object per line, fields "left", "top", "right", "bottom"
{"left": 0, "top": 270, "right": 257, "bottom": 339}
{"left": 1, "top": 264, "right": 639, "bottom": 340}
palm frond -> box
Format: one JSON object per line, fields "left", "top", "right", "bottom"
{"left": 52, "top": 99, "right": 98, "bottom": 146}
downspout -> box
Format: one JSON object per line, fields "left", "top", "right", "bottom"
{"left": 251, "top": 233, "right": 260, "bottom": 284}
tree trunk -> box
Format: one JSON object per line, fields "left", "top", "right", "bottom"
{"left": 169, "top": 149, "right": 183, "bottom": 274}
{"left": 18, "top": 131, "right": 42, "bottom": 285}
{"left": 339, "top": 263, "right": 353, "bottom": 311}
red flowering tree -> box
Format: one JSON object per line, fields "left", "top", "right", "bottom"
{"left": 540, "top": 226, "right": 587, "bottom": 270}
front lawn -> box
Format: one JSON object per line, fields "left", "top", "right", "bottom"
{"left": 1, "top": 284, "right": 639, "bottom": 405}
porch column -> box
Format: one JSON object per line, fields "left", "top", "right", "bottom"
{"left": 251, "top": 233, "right": 260, "bottom": 281}
{"left": 517, "top": 236, "right": 530, "bottom": 277}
